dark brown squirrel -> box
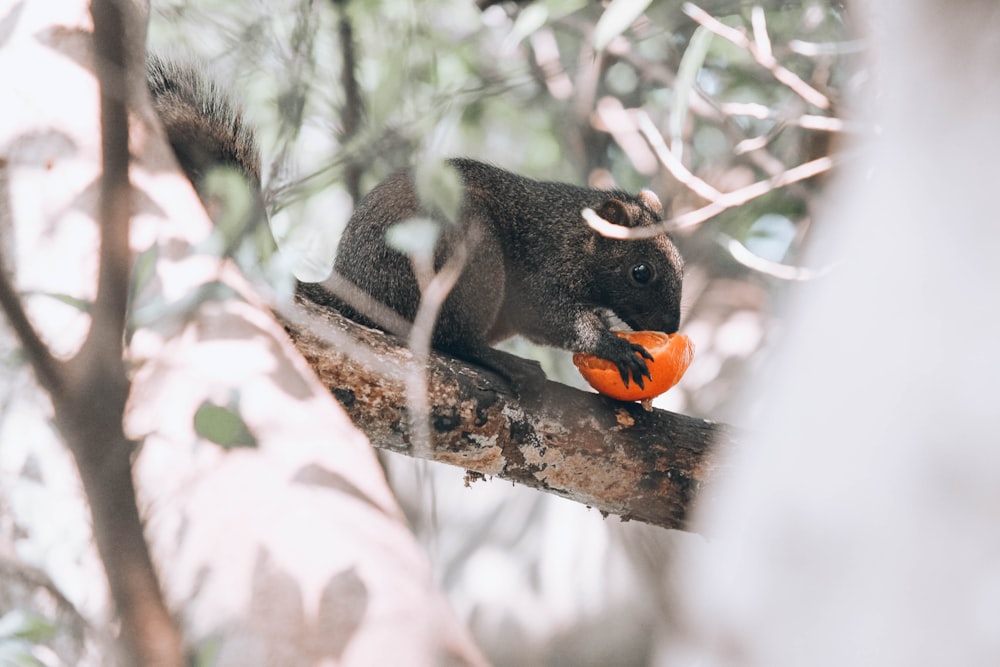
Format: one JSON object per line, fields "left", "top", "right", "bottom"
{"left": 148, "top": 59, "right": 684, "bottom": 394}
{"left": 317, "top": 160, "right": 684, "bottom": 393}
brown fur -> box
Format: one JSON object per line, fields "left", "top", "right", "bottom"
{"left": 325, "top": 159, "right": 684, "bottom": 391}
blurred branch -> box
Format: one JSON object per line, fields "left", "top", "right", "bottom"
{"left": 718, "top": 233, "right": 835, "bottom": 281}
{"left": 585, "top": 152, "right": 837, "bottom": 239}
{"left": 406, "top": 228, "right": 475, "bottom": 459}
{"left": 0, "top": 262, "right": 64, "bottom": 399}
{"left": 332, "top": 0, "right": 364, "bottom": 202}
{"left": 77, "top": 0, "right": 186, "bottom": 662}
{"left": 633, "top": 109, "right": 722, "bottom": 201}
{"left": 668, "top": 154, "right": 835, "bottom": 230}
{"left": 0, "top": 2, "right": 187, "bottom": 665}
{"left": 683, "top": 2, "right": 831, "bottom": 110}
{"left": 717, "top": 103, "right": 848, "bottom": 132}
{"left": 282, "top": 296, "right": 734, "bottom": 532}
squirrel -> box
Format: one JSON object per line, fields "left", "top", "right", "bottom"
{"left": 148, "top": 58, "right": 684, "bottom": 395}
{"left": 316, "top": 160, "right": 683, "bottom": 393}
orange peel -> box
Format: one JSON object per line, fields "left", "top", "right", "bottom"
{"left": 573, "top": 331, "right": 694, "bottom": 402}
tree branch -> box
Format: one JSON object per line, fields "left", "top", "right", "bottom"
{"left": 0, "top": 260, "right": 65, "bottom": 399}
{"left": 332, "top": 0, "right": 364, "bottom": 203}
{"left": 67, "top": 2, "right": 185, "bottom": 664}
{"left": 281, "top": 296, "right": 734, "bottom": 532}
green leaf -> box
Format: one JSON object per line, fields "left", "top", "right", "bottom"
{"left": 670, "top": 25, "right": 714, "bottom": 161}
{"left": 414, "top": 159, "right": 463, "bottom": 223}
{"left": 130, "top": 243, "right": 159, "bottom": 299}
{"left": 191, "top": 636, "right": 222, "bottom": 667}
{"left": 385, "top": 218, "right": 441, "bottom": 261}
{"left": 503, "top": 4, "right": 549, "bottom": 50}
{"left": 593, "top": 0, "right": 652, "bottom": 51}
{"left": 202, "top": 166, "right": 260, "bottom": 243}
{"left": 0, "top": 610, "right": 56, "bottom": 642}
{"left": 193, "top": 400, "right": 257, "bottom": 449}
{"left": 36, "top": 292, "right": 91, "bottom": 313}
{"left": 504, "top": 0, "right": 588, "bottom": 50}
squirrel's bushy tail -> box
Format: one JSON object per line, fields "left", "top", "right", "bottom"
{"left": 146, "top": 56, "right": 261, "bottom": 193}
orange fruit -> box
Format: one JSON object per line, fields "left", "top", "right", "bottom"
{"left": 572, "top": 331, "right": 694, "bottom": 402}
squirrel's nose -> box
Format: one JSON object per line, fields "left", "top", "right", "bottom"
{"left": 657, "top": 308, "right": 681, "bottom": 334}
{"left": 628, "top": 311, "right": 679, "bottom": 334}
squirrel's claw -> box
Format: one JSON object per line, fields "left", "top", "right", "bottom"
{"left": 614, "top": 342, "right": 652, "bottom": 388}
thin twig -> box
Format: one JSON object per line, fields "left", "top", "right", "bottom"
{"left": 0, "top": 262, "right": 65, "bottom": 398}
{"left": 87, "top": 3, "right": 132, "bottom": 374}
{"left": 584, "top": 154, "right": 836, "bottom": 239}
{"left": 750, "top": 6, "right": 772, "bottom": 61}
{"left": 406, "top": 228, "right": 475, "bottom": 459}
{"left": 717, "top": 103, "right": 848, "bottom": 132}
{"left": 683, "top": 2, "right": 831, "bottom": 110}
{"left": 635, "top": 110, "right": 722, "bottom": 201}
{"left": 718, "top": 234, "right": 835, "bottom": 281}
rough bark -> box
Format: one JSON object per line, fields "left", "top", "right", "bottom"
{"left": 282, "top": 295, "right": 734, "bottom": 532}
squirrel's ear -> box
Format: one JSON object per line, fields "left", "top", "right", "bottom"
{"left": 638, "top": 189, "right": 662, "bottom": 216}
{"left": 594, "top": 198, "right": 630, "bottom": 226}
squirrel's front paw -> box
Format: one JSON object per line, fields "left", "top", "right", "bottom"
{"left": 596, "top": 336, "right": 653, "bottom": 388}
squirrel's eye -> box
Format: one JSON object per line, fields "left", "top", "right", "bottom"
{"left": 631, "top": 263, "right": 654, "bottom": 285}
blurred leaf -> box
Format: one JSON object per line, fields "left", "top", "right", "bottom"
{"left": 386, "top": 218, "right": 441, "bottom": 261}
{"left": 0, "top": 611, "right": 56, "bottom": 643}
{"left": 504, "top": 4, "right": 549, "bottom": 50}
{"left": 35, "top": 292, "right": 91, "bottom": 313}
{"left": 414, "top": 159, "right": 463, "bottom": 223}
{"left": 369, "top": 61, "right": 408, "bottom": 129}
{"left": 593, "top": 0, "right": 652, "bottom": 51}
{"left": 671, "top": 25, "right": 714, "bottom": 161}
{"left": 502, "top": 0, "right": 587, "bottom": 50}
{"left": 126, "top": 244, "right": 160, "bottom": 344}
{"left": 202, "top": 167, "right": 259, "bottom": 242}
{"left": 543, "top": 0, "right": 588, "bottom": 19}
{"left": 0, "top": 4, "right": 27, "bottom": 50}
{"left": 194, "top": 400, "right": 257, "bottom": 449}
{"left": 130, "top": 243, "right": 158, "bottom": 299}
{"left": 128, "top": 279, "right": 240, "bottom": 333}
{"left": 192, "top": 636, "right": 222, "bottom": 667}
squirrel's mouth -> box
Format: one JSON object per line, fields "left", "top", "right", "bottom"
{"left": 602, "top": 307, "right": 680, "bottom": 334}
{"left": 598, "top": 308, "right": 633, "bottom": 332}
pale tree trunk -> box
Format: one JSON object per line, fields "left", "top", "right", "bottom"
{"left": 673, "top": 1, "right": 1000, "bottom": 665}
{"left": 0, "top": 1, "right": 485, "bottom": 664}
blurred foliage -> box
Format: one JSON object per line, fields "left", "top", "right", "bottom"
{"left": 193, "top": 398, "right": 259, "bottom": 449}
{"left": 148, "top": 2, "right": 863, "bottom": 665}
{"left": 0, "top": 0, "right": 867, "bottom": 664}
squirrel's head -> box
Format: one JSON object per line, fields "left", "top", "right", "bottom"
{"left": 587, "top": 190, "right": 684, "bottom": 334}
